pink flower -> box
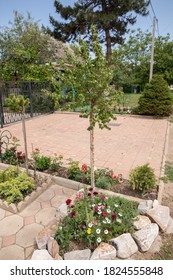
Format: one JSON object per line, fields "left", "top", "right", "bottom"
{"left": 101, "top": 195, "right": 105, "bottom": 200}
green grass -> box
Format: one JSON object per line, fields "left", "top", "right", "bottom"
{"left": 164, "top": 162, "right": 173, "bottom": 182}
{"left": 120, "top": 93, "right": 141, "bottom": 109}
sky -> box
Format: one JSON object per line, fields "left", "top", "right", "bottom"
{"left": 0, "top": 0, "right": 173, "bottom": 40}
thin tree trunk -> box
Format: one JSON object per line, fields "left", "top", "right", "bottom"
{"left": 22, "top": 110, "right": 28, "bottom": 174}
{"left": 102, "top": 0, "right": 112, "bottom": 62}
{"left": 90, "top": 106, "right": 95, "bottom": 189}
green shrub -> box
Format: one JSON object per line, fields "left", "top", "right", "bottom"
{"left": 55, "top": 188, "right": 139, "bottom": 253}
{"left": 138, "top": 75, "right": 173, "bottom": 116}
{"left": 165, "top": 163, "right": 173, "bottom": 182}
{"left": 129, "top": 164, "right": 156, "bottom": 193}
{"left": 95, "top": 177, "right": 111, "bottom": 189}
{"left": 0, "top": 167, "right": 35, "bottom": 203}
{"left": 36, "top": 156, "right": 51, "bottom": 171}
{"left": 67, "top": 160, "right": 83, "bottom": 181}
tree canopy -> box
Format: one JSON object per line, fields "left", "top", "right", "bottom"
{"left": 49, "top": 0, "right": 149, "bottom": 61}
{"left": 112, "top": 29, "right": 173, "bottom": 91}
{"left": 0, "top": 11, "right": 58, "bottom": 82}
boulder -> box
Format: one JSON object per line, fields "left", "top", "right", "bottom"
{"left": 36, "top": 228, "right": 52, "bottom": 249}
{"left": 64, "top": 249, "right": 91, "bottom": 260}
{"left": 138, "top": 200, "right": 153, "bottom": 215}
{"left": 56, "top": 204, "right": 68, "bottom": 220}
{"left": 47, "top": 237, "right": 59, "bottom": 258}
{"left": 109, "top": 233, "right": 138, "bottom": 259}
{"left": 90, "top": 242, "right": 117, "bottom": 260}
{"left": 166, "top": 217, "right": 173, "bottom": 234}
{"left": 133, "top": 223, "right": 159, "bottom": 252}
{"left": 133, "top": 215, "right": 151, "bottom": 230}
{"left": 31, "top": 249, "right": 53, "bottom": 260}
{"left": 54, "top": 253, "right": 63, "bottom": 260}
{"left": 147, "top": 205, "right": 170, "bottom": 232}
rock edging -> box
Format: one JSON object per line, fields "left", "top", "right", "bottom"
{"left": 32, "top": 198, "right": 173, "bottom": 260}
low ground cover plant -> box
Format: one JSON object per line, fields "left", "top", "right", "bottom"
{"left": 0, "top": 166, "right": 35, "bottom": 203}
{"left": 55, "top": 188, "right": 139, "bottom": 254}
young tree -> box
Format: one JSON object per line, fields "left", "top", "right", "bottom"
{"left": 0, "top": 11, "right": 58, "bottom": 81}
{"left": 49, "top": 0, "right": 149, "bottom": 62}
{"left": 54, "top": 25, "right": 121, "bottom": 188}
{"left": 5, "top": 95, "right": 30, "bottom": 173}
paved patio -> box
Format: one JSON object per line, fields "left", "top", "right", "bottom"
{"left": 0, "top": 184, "right": 76, "bottom": 260}
{"left": 3, "top": 113, "right": 168, "bottom": 178}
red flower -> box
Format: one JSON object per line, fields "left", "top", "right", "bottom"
{"left": 93, "top": 191, "right": 98, "bottom": 196}
{"left": 94, "top": 206, "right": 99, "bottom": 212}
{"left": 89, "top": 187, "right": 93, "bottom": 192}
{"left": 66, "top": 199, "right": 72, "bottom": 205}
{"left": 110, "top": 172, "right": 113, "bottom": 177}
{"left": 113, "top": 175, "right": 117, "bottom": 180}
{"left": 108, "top": 228, "right": 112, "bottom": 232}
{"left": 101, "top": 212, "right": 108, "bottom": 217}
{"left": 70, "top": 211, "right": 76, "bottom": 217}
{"left": 82, "top": 164, "right": 88, "bottom": 171}
{"left": 111, "top": 214, "right": 117, "bottom": 220}
{"left": 88, "top": 192, "right": 92, "bottom": 197}
{"left": 70, "top": 205, "right": 75, "bottom": 208}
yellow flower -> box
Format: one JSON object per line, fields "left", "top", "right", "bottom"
{"left": 87, "top": 228, "right": 91, "bottom": 234}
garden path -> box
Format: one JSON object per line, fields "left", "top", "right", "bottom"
{"left": 2, "top": 113, "right": 168, "bottom": 179}
{"left": 0, "top": 184, "right": 76, "bottom": 260}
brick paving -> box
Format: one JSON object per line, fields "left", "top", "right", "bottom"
{"left": 0, "top": 113, "right": 169, "bottom": 259}
{"left": 3, "top": 113, "right": 168, "bottom": 178}
{"left": 0, "top": 184, "right": 76, "bottom": 260}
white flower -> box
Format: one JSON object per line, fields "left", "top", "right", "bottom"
{"left": 59, "top": 226, "right": 62, "bottom": 230}
{"left": 98, "top": 203, "right": 102, "bottom": 206}
{"left": 118, "top": 213, "right": 123, "bottom": 217}
{"left": 114, "top": 204, "right": 119, "bottom": 208}
{"left": 107, "top": 209, "right": 111, "bottom": 213}
{"left": 92, "top": 204, "right": 96, "bottom": 207}
{"left": 97, "top": 237, "right": 102, "bottom": 243}
{"left": 102, "top": 220, "right": 107, "bottom": 224}
{"left": 96, "top": 228, "right": 101, "bottom": 234}
{"left": 94, "top": 166, "right": 97, "bottom": 171}
{"left": 107, "top": 219, "right": 111, "bottom": 224}
{"left": 116, "top": 218, "right": 122, "bottom": 223}
{"left": 98, "top": 210, "right": 102, "bottom": 215}
{"left": 104, "top": 229, "right": 108, "bottom": 234}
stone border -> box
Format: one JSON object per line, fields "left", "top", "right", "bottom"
{"left": 0, "top": 163, "right": 52, "bottom": 214}
{"left": 157, "top": 121, "right": 170, "bottom": 203}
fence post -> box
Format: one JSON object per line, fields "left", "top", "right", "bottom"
{"left": 29, "top": 81, "right": 33, "bottom": 117}
{"left": 0, "top": 88, "right": 4, "bottom": 128}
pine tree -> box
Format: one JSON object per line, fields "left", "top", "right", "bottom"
{"left": 49, "top": 0, "right": 149, "bottom": 62}
{"left": 138, "top": 75, "right": 173, "bottom": 116}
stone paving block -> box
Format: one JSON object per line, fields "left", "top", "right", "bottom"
{"left": 24, "top": 216, "right": 36, "bottom": 226}
{"left": 0, "top": 208, "right": 5, "bottom": 221}
{"left": 0, "top": 245, "right": 25, "bottom": 260}
{"left": 0, "top": 215, "right": 23, "bottom": 236}
{"left": 0, "top": 237, "right": 2, "bottom": 249}
{"left": 51, "top": 195, "right": 68, "bottom": 208}
{"left": 25, "top": 245, "right": 35, "bottom": 260}
{"left": 35, "top": 207, "right": 56, "bottom": 226}
{"left": 2, "top": 234, "right": 16, "bottom": 247}
{"left": 40, "top": 200, "right": 51, "bottom": 208}
{"left": 36, "top": 189, "right": 55, "bottom": 202}
{"left": 20, "top": 201, "right": 41, "bottom": 217}
{"left": 16, "top": 223, "right": 44, "bottom": 248}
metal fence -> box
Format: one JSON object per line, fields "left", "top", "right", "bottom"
{"left": 0, "top": 81, "right": 54, "bottom": 128}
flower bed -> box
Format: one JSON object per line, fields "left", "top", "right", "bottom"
{"left": 0, "top": 165, "right": 52, "bottom": 213}
{"left": 55, "top": 187, "right": 139, "bottom": 256}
